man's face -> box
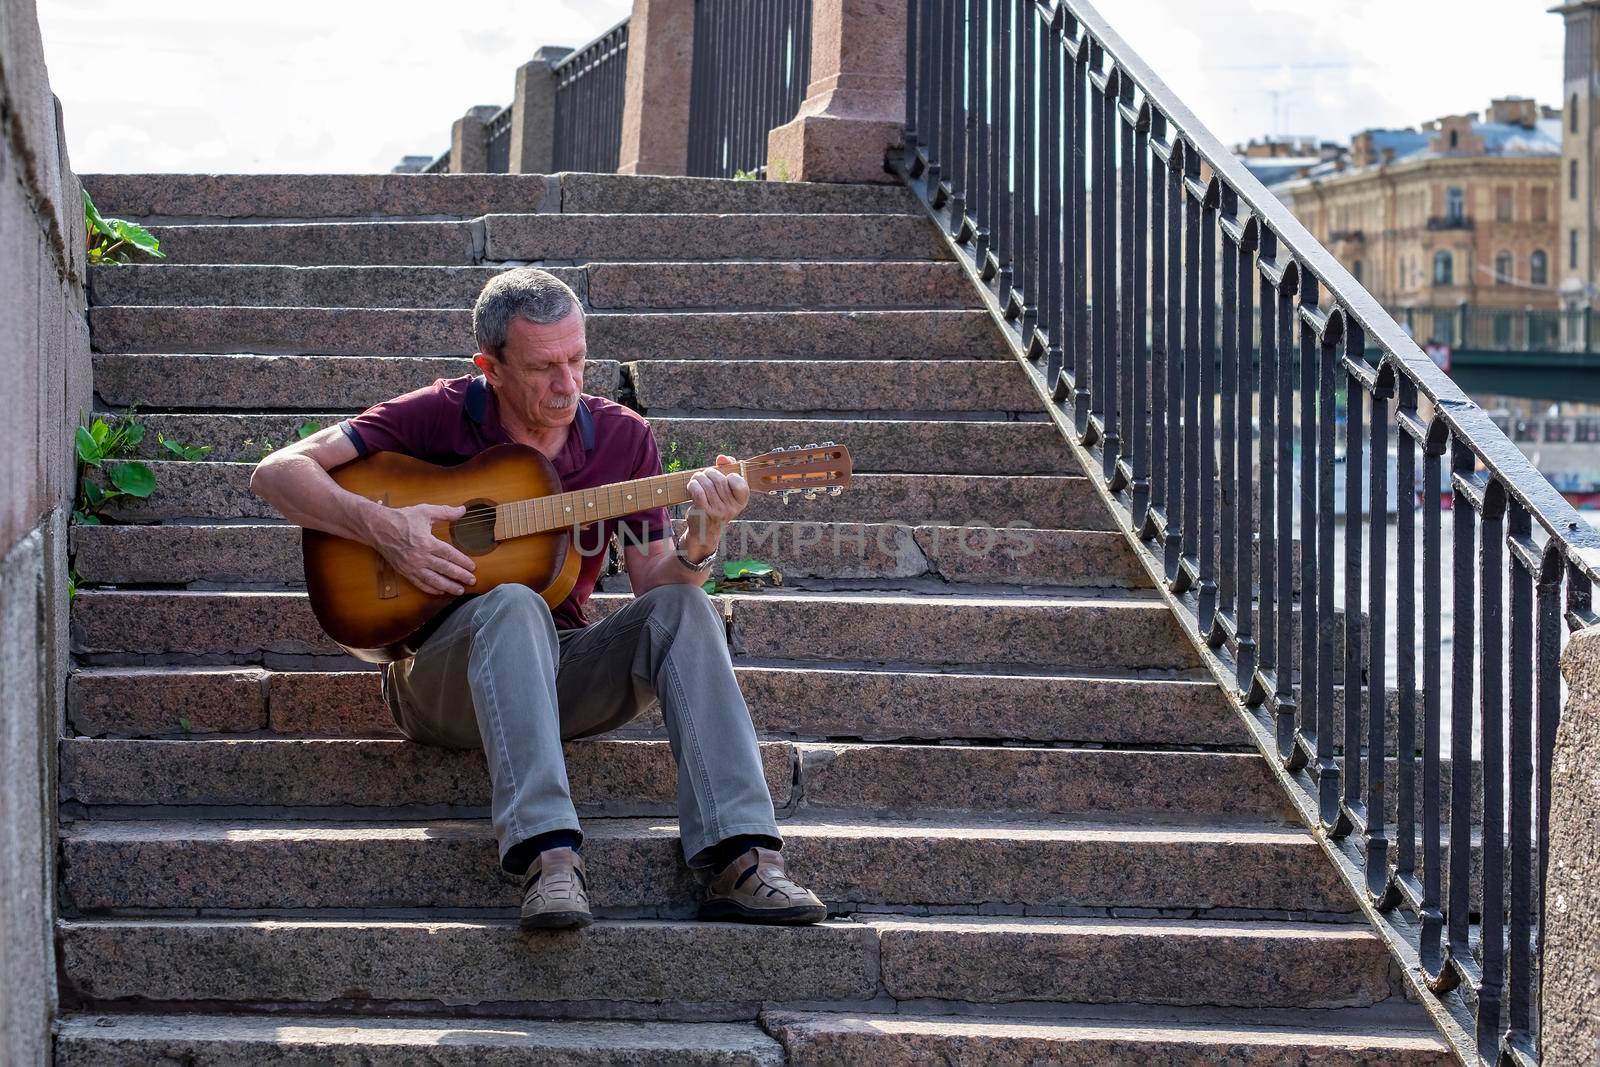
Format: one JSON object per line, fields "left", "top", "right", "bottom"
{"left": 475, "top": 305, "right": 587, "bottom": 435}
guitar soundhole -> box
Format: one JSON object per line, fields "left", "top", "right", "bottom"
{"left": 451, "top": 499, "right": 499, "bottom": 556}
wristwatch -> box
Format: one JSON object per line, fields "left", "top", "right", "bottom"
{"left": 673, "top": 535, "right": 719, "bottom": 573}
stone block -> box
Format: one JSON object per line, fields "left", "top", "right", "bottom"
{"left": 71, "top": 524, "right": 303, "bottom": 586}
{"left": 651, "top": 417, "right": 1073, "bottom": 475}
{"left": 88, "top": 264, "right": 584, "bottom": 310}
{"left": 617, "top": 0, "right": 695, "bottom": 176}
{"left": 508, "top": 48, "right": 572, "bottom": 175}
{"left": 629, "top": 360, "right": 1031, "bottom": 414}
{"left": 485, "top": 212, "right": 949, "bottom": 262}
{"left": 59, "top": 816, "right": 1348, "bottom": 916}
{"left": 728, "top": 592, "right": 1199, "bottom": 671}
{"left": 57, "top": 917, "right": 878, "bottom": 1007}
{"left": 92, "top": 353, "right": 619, "bottom": 409}
{"left": 58, "top": 736, "right": 794, "bottom": 813}
{"left": 739, "top": 472, "right": 1113, "bottom": 529}
{"left": 795, "top": 744, "right": 1293, "bottom": 821}
{"left": 585, "top": 308, "right": 1004, "bottom": 359}
{"left": 761, "top": 1011, "right": 1452, "bottom": 1065}
{"left": 89, "top": 306, "right": 475, "bottom": 357}
{"left": 81, "top": 174, "right": 557, "bottom": 220}
{"left": 559, "top": 173, "right": 917, "bottom": 214}
{"left": 57, "top": 1015, "right": 785, "bottom": 1067}
{"left": 147, "top": 220, "right": 481, "bottom": 266}
{"left": 96, "top": 462, "right": 262, "bottom": 523}
{"left": 870, "top": 916, "right": 1395, "bottom": 1008}
{"left": 69, "top": 666, "right": 268, "bottom": 736}
{"left": 911, "top": 525, "right": 1144, "bottom": 587}
{"left": 586, "top": 261, "right": 975, "bottom": 310}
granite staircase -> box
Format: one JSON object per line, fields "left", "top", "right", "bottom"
{"left": 57, "top": 171, "right": 1451, "bottom": 1063}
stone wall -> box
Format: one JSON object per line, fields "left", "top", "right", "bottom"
{"left": 1551, "top": 625, "right": 1600, "bottom": 1065}
{"left": 0, "top": 0, "right": 93, "bottom": 1062}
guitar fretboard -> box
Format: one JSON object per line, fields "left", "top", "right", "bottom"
{"left": 493, "top": 465, "right": 738, "bottom": 539}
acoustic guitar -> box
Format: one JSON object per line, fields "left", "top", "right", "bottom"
{"left": 303, "top": 441, "right": 853, "bottom": 663}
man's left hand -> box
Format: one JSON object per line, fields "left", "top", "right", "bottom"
{"left": 683, "top": 453, "right": 749, "bottom": 545}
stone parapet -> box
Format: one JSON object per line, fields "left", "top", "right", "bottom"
{"left": 617, "top": 0, "right": 694, "bottom": 175}
{"left": 1548, "top": 625, "right": 1600, "bottom": 1064}
{"left": 449, "top": 104, "right": 501, "bottom": 175}
{"left": 508, "top": 46, "right": 573, "bottom": 174}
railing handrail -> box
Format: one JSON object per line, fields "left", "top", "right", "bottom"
{"left": 551, "top": 16, "right": 631, "bottom": 77}
{"left": 1064, "top": 0, "right": 1600, "bottom": 582}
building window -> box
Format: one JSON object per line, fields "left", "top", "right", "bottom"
{"left": 1495, "top": 251, "right": 1513, "bottom": 285}
{"left": 1352, "top": 259, "right": 1363, "bottom": 283}
{"left": 1572, "top": 159, "right": 1580, "bottom": 200}
{"left": 1572, "top": 228, "right": 1580, "bottom": 270}
{"left": 1532, "top": 249, "right": 1549, "bottom": 285}
{"left": 1433, "top": 250, "right": 1454, "bottom": 286}
{"left": 1573, "top": 93, "right": 1580, "bottom": 134}
{"left": 1446, "top": 186, "right": 1465, "bottom": 221}
{"left": 1449, "top": 129, "right": 1459, "bottom": 149}
{"left": 1495, "top": 186, "right": 1514, "bottom": 222}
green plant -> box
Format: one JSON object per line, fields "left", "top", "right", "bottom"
{"left": 661, "top": 440, "right": 710, "bottom": 475}
{"left": 771, "top": 160, "right": 791, "bottom": 183}
{"left": 84, "top": 189, "right": 165, "bottom": 265}
{"left": 67, "top": 565, "right": 79, "bottom": 601}
{"left": 702, "top": 558, "right": 779, "bottom": 594}
{"left": 732, "top": 167, "right": 759, "bottom": 181}
{"left": 158, "top": 432, "right": 211, "bottom": 462}
{"left": 73, "top": 411, "right": 155, "bottom": 524}
{"left": 248, "top": 420, "right": 323, "bottom": 460}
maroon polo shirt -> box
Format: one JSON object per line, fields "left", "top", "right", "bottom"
{"left": 338, "top": 374, "right": 670, "bottom": 630}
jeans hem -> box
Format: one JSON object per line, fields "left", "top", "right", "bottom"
{"left": 498, "top": 815, "right": 584, "bottom": 873}
{"left": 683, "top": 819, "right": 785, "bottom": 869}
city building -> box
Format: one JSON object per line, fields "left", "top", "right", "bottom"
{"left": 1555, "top": 2, "right": 1600, "bottom": 318}
{"left": 1270, "top": 98, "right": 1563, "bottom": 346}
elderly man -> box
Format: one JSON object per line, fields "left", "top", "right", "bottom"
{"left": 250, "top": 267, "right": 825, "bottom": 930}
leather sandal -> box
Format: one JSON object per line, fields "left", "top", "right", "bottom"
{"left": 699, "top": 846, "right": 827, "bottom": 924}
{"left": 519, "top": 847, "right": 593, "bottom": 930}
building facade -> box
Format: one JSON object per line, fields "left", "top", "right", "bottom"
{"left": 1555, "top": 1, "right": 1600, "bottom": 316}
{"left": 1271, "top": 99, "right": 1562, "bottom": 346}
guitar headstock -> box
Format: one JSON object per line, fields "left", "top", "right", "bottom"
{"left": 741, "top": 442, "right": 853, "bottom": 501}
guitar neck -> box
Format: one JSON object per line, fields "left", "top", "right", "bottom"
{"left": 494, "top": 463, "right": 741, "bottom": 539}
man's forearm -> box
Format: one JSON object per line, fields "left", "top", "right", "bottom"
{"left": 250, "top": 452, "right": 394, "bottom": 546}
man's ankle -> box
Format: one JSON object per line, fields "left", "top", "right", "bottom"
{"left": 704, "top": 833, "right": 782, "bottom": 873}
{"left": 505, "top": 828, "right": 582, "bottom": 875}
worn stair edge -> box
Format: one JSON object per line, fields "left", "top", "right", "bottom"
{"left": 759, "top": 1009, "right": 1453, "bottom": 1066}
{"left": 68, "top": 664, "right": 1234, "bottom": 746}
{"left": 87, "top": 307, "right": 1005, "bottom": 359}
{"left": 56, "top": 1013, "right": 786, "bottom": 1066}
{"left": 93, "top": 466, "right": 1113, "bottom": 530}
{"left": 69, "top": 522, "right": 1144, "bottom": 590}
{"left": 55, "top": 915, "right": 1395, "bottom": 1012}
{"left": 627, "top": 359, "right": 1036, "bottom": 413}
{"left": 56, "top": 737, "right": 1288, "bottom": 822}
{"left": 71, "top": 589, "right": 1194, "bottom": 671}
{"left": 87, "top": 262, "right": 977, "bottom": 312}
{"left": 59, "top": 816, "right": 1351, "bottom": 916}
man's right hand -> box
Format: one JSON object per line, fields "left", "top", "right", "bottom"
{"left": 372, "top": 502, "right": 477, "bottom": 597}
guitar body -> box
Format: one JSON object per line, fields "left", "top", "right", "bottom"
{"left": 303, "top": 444, "right": 581, "bottom": 664}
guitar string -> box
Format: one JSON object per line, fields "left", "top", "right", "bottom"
{"left": 435, "top": 457, "right": 847, "bottom": 536}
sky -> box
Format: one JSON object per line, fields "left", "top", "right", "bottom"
{"left": 38, "top": 0, "right": 1565, "bottom": 174}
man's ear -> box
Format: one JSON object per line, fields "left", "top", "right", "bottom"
{"left": 472, "top": 352, "right": 498, "bottom": 381}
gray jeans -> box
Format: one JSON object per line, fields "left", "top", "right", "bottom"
{"left": 382, "top": 582, "right": 780, "bottom": 872}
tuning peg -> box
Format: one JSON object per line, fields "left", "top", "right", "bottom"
{"left": 828, "top": 486, "right": 843, "bottom": 496}
{"left": 781, "top": 490, "right": 796, "bottom": 504}
{"left": 803, "top": 442, "right": 817, "bottom": 449}
{"left": 820, "top": 440, "right": 835, "bottom": 448}
{"left": 803, "top": 490, "right": 818, "bottom": 501}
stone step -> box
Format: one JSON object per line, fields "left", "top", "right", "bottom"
{"left": 145, "top": 212, "right": 949, "bottom": 266}
{"left": 88, "top": 262, "right": 975, "bottom": 311}
{"left": 70, "top": 590, "right": 1196, "bottom": 672}
{"left": 59, "top": 816, "right": 1350, "bottom": 916}
{"left": 89, "top": 307, "right": 1004, "bottom": 359}
{"left": 57, "top": 738, "right": 1288, "bottom": 821}
{"left": 92, "top": 353, "right": 619, "bottom": 410}
{"left": 486, "top": 212, "right": 948, "bottom": 263}
{"left": 630, "top": 359, "right": 1036, "bottom": 414}
{"left": 58, "top": 737, "right": 792, "bottom": 815}
{"left": 112, "top": 411, "right": 1070, "bottom": 473}
{"left": 55, "top": 914, "right": 1394, "bottom": 1013}
{"left": 70, "top": 522, "right": 1143, "bottom": 589}
{"left": 96, "top": 464, "right": 1109, "bottom": 529}
{"left": 69, "top": 665, "right": 1234, "bottom": 746}
{"left": 761, "top": 1010, "right": 1452, "bottom": 1065}
{"left": 82, "top": 172, "right": 919, "bottom": 221}
{"left": 57, "top": 1014, "right": 785, "bottom": 1066}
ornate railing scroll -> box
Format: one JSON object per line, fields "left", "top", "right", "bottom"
{"left": 687, "top": 0, "right": 813, "bottom": 178}
{"left": 552, "top": 18, "right": 630, "bottom": 174}
{"left": 900, "top": 0, "right": 1600, "bottom": 1062}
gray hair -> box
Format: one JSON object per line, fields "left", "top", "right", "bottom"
{"left": 472, "top": 267, "right": 581, "bottom": 359}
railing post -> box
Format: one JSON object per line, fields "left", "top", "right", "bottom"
{"left": 618, "top": 0, "right": 695, "bottom": 176}
{"left": 449, "top": 105, "right": 499, "bottom": 174}
{"left": 767, "top": 0, "right": 907, "bottom": 183}
{"left": 1546, "top": 624, "right": 1600, "bottom": 1064}
{"left": 509, "top": 46, "right": 574, "bottom": 174}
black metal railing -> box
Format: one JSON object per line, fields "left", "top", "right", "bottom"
{"left": 423, "top": 150, "right": 451, "bottom": 174}
{"left": 553, "top": 18, "right": 630, "bottom": 174}
{"left": 687, "top": 0, "right": 814, "bottom": 178}
{"left": 902, "top": 1, "right": 1597, "bottom": 1062}
{"left": 485, "top": 105, "right": 514, "bottom": 173}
